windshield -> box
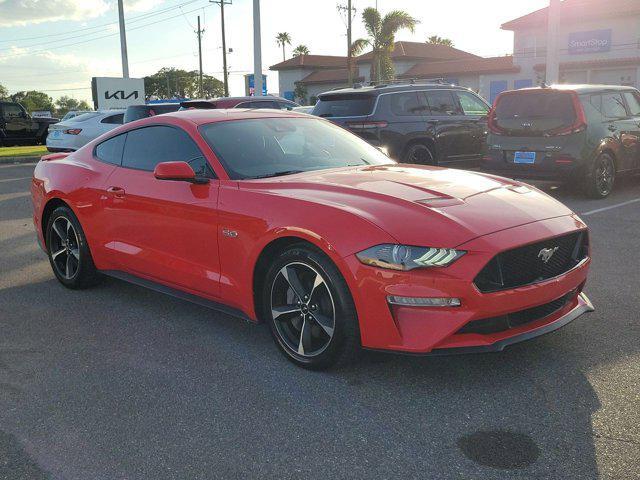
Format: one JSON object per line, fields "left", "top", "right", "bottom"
{"left": 199, "top": 117, "right": 393, "bottom": 179}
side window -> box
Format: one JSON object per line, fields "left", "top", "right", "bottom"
{"left": 277, "top": 101, "right": 295, "bottom": 111}
{"left": 601, "top": 93, "right": 628, "bottom": 119}
{"left": 623, "top": 91, "right": 640, "bottom": 116}
{"left": 4, "top": 104, "right": 24, "bottom": 118}
{"left": 423, "top": 91, "right": 462, "bottom": 116}
{"left": 95, "top": 133, "right": 126, "bottom": 165}
{"left": 249, "top": 101, "right": 278, "bottom": 109}
{"left": 389, "top": 92, "right": 428, "bottom": 116}
{"left": 101, "top": 113, "right": 124, "bottom": 124}
{"left": 456, "top": 91, "right": 489, "bottom": 116}
{"left": 589, "top": 94, "right": 602, "bottom": 113}
{"left": 122, "top": 125, "right": 213, "bottom": 177}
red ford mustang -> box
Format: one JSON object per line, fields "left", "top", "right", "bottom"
{"left": 31, "top": 109, "right": 593, "bottom": 369}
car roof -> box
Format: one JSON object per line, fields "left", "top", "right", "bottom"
{"left": 134, "top": 108, "right": 309, "bottom": 126}
{"left": 318, "top": 83, "right": 471, "bottom": 97}
{"left": 509, "top": 84, "right": 638, "bottom": 95}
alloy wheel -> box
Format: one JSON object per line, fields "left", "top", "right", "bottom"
{"left": 270, "top": 262, "right": 335, "bottom": 357}
{"left": 596, "top": 156, "right": 615, "bottom": 196}
{"left": 409, "top": 145, "right": 434, "bottom": 165}
{"left": 49, "top": 217, "right": 80, "bottom": 280}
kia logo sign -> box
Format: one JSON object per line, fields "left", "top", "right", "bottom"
{"left": 92, "top": 77, "right": 145, "bottom": 109}
{"left": 104, "top": 90, "right": 139, "bottom": 100}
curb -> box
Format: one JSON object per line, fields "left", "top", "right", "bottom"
{"left": 0, "top": 156, "right": 41, "bottom": 165}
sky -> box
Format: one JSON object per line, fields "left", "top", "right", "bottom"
{"left": 0, "top": 0, "right": 551, "bottom": 104}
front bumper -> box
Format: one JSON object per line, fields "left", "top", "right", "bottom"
{"left": 344, "top": 215, "right": 592, "bottom": 354}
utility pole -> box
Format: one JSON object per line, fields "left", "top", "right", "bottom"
{"left": 253, "top": 0, "right": 263, "bottom": 96}
{"left": 211, "top": 0, "right": 232, "bottom": 97}
{"left": 117, "top": 0, "right": 129, "bottom": 78}
{"left": 196, "top": 15, "right": 205, "bottom": 98}
{"left": 338, "top": 2, "right": 356, "bottom": 86}
{"left": 545, "top": 0, "right": 560, "bottom": 85}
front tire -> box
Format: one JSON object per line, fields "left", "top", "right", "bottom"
{"left": 262, "top": 245, "right": 360, "bottom": 370}
{"left": 403, "top": 143, "right": 436, "bottom": 165}
{"left": 45, "top": 206, "right": 101, "bottom": 289}
{"left": 585, "top": 153, "right": 616, "bottom": 198}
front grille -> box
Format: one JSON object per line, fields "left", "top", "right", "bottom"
{"left": 474, "top": 231, "right": 588, "bottom": 293}
{"left": 458, "top": 291, "right": 575, "bottom": 335}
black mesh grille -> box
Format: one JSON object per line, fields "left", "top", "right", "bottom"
{"left": 474, "top": 231, "right": 588, "bottom": 293}
{"left": 458, "top": 291, "right": 575, "bottom": 335}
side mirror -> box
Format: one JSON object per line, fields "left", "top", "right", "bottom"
{"left": 154, "top": 161, "right": 209, "bottom": 184}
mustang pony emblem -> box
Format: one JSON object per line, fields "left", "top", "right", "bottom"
{"left": 538, "top": 247, "right": 559, "bottom": 263}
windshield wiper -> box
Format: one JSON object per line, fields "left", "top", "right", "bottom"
{"left": 251, "top": 170, "right": 304, "bottom": 179}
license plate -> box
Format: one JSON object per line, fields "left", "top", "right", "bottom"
{"left": 50, "top": 130, "right": 62, "bottom": 139}
{"left": 514, "top": 151, "right": 536, "bottom": 164}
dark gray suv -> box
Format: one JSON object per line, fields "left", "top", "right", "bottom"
{"left": 313, "top": 83, "right": 490, "bottom": 167}
{"left": 483, "top": 85, "right": 640, "bottom": 198}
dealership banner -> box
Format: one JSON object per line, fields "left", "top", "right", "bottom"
{"left": 568, "top": 29, "right": 612, "bottom": 55}
{"left": 91, "top": 77, "right": 145, "bottom": 110}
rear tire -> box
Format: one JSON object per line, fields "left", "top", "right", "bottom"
{"left": 403, "top": 143, "right": 436, "bottom": 165}
{"left": 262, "top": 244, "right": 360, "bottom": 370}
{"left": 45, "top": 206, "right": 101, "bottom": 289}
{"left": 585, "top": 153, "right": 616, "bottom": 199}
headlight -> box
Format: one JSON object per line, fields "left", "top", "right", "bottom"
{"left": 356, "top": 244, "right": 465, "bottom": 271}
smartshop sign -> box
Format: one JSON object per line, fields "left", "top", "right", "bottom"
{"left": 568, "top": 29, "right": 612, "bottom": 55}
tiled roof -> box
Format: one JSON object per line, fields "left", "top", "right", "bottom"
{"left": 270, "top": 55, "right": 348, "bottom": 71}
{"left": 501, "top": 0, "right": 640, "bottom": 31}
{"left": 534, "top": 56, "right": 640, "bottom": 71}
{"left": 399, "top": 56, "right": 519, "bottom": 79}
{"left": 299, "top": 68, "right": 363, "bottom": 85}
{"left": 355, "top": 41, "right": 478, "bottom": 63}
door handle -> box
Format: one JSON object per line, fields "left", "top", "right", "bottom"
{"left": 107, "top": 186, "right": 125, "bottom": 198}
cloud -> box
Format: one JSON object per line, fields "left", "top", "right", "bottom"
{"left": 0, "top": 0, "right": 163, "bottom": 27}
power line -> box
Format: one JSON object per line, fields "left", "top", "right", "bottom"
{"left": 0, "top": 0, "right": 205, "bottom": 45}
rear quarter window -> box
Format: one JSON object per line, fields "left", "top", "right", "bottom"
{"left": 313, "top": 94, "right": 375, "bottom": 118}
{"left": 95, "top": 133, "right": 126, "bottom": 165}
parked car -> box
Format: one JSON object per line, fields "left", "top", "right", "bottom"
{"left": 292, "top": 105, "right": 315, "bottom": 114}
{"left": 180, "top": 96, "right": 299, "bottom": 110}
{"left": 32, "top": 109, "right": 593, "bottom": 370}
{"left": 0, "top": 101, "right": 59, "bottom": 146}
{"left": 123, "top": 103, "right": 180, "bottom": 123}
{"left": 46, "top": 110, "right": 124, "bottom": 152}
{"left": 61, "top": 110, "right": 93, "bottom": 122}
{"left": 483, "top": 85, "right": 640, "bottom": 198}
{"left": 313, "top": 83, "right": 490, "bottom": 167}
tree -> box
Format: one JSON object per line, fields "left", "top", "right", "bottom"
{"left": 144, "top": 67, "right": 224, "bottom": 99}
{"left": 55, "top": 96, "right": 92, "bottom": 117}
{"left": 293, "top": 81, "right": 308, "bottom": 105}
{"left": 10, "top": 90, "right": 55, "bottom": 113}
{"left": 427, "top": 35, "right": 454, "bottom": 47}
{"left": 351, "top": 8, "right": 418, "bottom": 83}
{"left": 292, "top": 45, "right": 309, "bottom": 57}
{"left": 276, "top": 32, "right": 292, "bottom": 61}
{"left": 0, "top": 83, "right": 8, "bottom": 100}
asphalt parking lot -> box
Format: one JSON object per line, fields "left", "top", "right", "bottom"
{"left": 1, "top": 162, "right": 639, "bottom": 479}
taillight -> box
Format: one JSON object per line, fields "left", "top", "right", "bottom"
{"left": 64, "top": 128, "right": 82, "bottom": 135}
{"left": 487, "top": 96, "right": 506, "bottom": 135}
{"left": 345, "top": 121, "right": 388, "bottom": 129}
{"left": 545, "top": 92, "right": 587, "bottom": 136}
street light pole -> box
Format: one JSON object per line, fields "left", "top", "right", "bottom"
{"left": 253, "top": 0, "right": 263, "bottom": 96}
{"left": 545, "top": 0, "right": 560, "bottom": 84}
{"left": 117, "top": 0, "right": 130, "bottom": 78}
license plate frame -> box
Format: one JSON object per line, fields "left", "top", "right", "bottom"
{"left": 513, "top": 151, "right": 536, "bottom": 164}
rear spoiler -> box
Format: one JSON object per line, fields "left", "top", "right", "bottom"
{"left": 41, "top": 152, "right": 70, "bottom": 161}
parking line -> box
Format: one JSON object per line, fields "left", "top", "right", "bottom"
{"left": 0, "top": 176, "right": 31, "bottom": 183}
{"left": 581, "top": 198, "right": 640, "bottom": 216}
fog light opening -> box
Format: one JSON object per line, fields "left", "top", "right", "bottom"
{"left": 387, "top": 296, "right": 461, "bottom": 307}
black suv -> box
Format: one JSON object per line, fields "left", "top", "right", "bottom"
{"left": 483, "top": 85, "right": 640, "bottom": 198}
{"left": 123, "top": 103, "right": 181, "bottom": 123}
{"left": 313, "top": 83, "right": 490, "bottom": 166}
{"left": 0, "top": 101, "right": 59, "bottom": 146}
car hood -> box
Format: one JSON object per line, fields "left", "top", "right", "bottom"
{"left": 248, "top": 164, "right": 575, "bottom": 248}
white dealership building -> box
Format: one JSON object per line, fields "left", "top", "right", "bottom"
{"left": 271, "top": 0, "right": 640, "bottom": 105}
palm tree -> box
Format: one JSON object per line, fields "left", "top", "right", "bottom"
{"left": 427, "top": 35, "right": 454, "bottom": 47}
{"left": 292, "top": 44, "right": 310, "bottom": 57}
{"left": 276, "top": 32, "right": 292, "bottom": 61}
{"left": 351, "top": 8, "right": 418, "bottom": 83}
